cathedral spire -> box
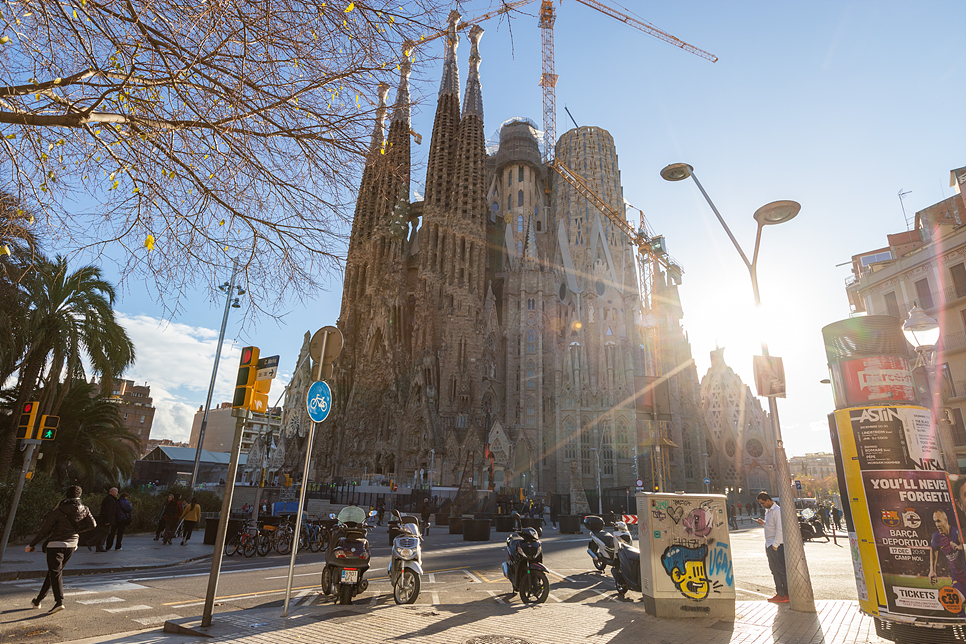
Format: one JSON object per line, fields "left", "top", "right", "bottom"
{"left": 438, "top": 10, "right": 461, "bottom": 98}
{"left": 462, "top": 25, "right": 484, "bottom": 118}
{"left": 392, "top": 43, "right": 413, "bottom": 126}
{"left": 369, "top": 82, "right": 391, "bottom": 154}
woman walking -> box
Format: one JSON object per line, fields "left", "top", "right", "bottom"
{"left": 161, "top": 494, "right": 183, "bottom": 545}
{"left": 179, "top": 498, "right": 202, "bottom": 545}
{"left": 25, "top": 485, "right": 96, "bottom": 614}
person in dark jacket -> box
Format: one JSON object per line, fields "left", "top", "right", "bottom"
{"left": 26, "top": 485, "right": 96, "bottom": 613}
{"left": 106, "top": 492, "right": 133, "bottom": 550}
{"left": 154, "top": 494, "right": 172, "bottom": 540}
{"left": 161, "top": 494, "right": 182, "bottom": 544}
{"left": 94, "top": 487, "right": 118, "bottom": 552}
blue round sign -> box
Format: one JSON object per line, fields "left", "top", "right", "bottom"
{"left": 305, "top": 381, "right": 332, "bottom": 423}
{"left": 703, "top": 477, "right": 711, "bottom": 486}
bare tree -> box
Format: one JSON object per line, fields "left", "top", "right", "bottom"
{"left": 0, "top": 0, "right": 445, "bottom": 311}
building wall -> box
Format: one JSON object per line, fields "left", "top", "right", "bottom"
{"left": 102, "top": 379, "right": 156, "bottom": 453}
{"left": 189, "top": 403, "right": 280, "bottom": 455}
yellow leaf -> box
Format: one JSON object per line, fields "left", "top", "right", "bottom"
{"left": 72, "top": 9, "right": 77, "bottom": 19}
{"left": 145, "top": 235, "right": 155, "bottom": 250}
{"left": 219, "top": 219, "right": 225, "bottom": 226}
{"left": 133, "top": 187, "right": 139, "bottom": 193}
{"left": 4, "top": 134, "right": 14, "bottom": 139}
{"left": 111, "top": 180, "right": 119, "bottom": 190}
{"left": 344, "top": 2, "right": 354, "bottom": 12}
{"left": 2, "top": 245, "right": 10, "bottom": 256}
{"left": 0, "top": 36, "right": 9, "bottom": 45}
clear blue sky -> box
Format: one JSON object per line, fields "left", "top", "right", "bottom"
{"left": 108, "top": 1, "right": 966, "bottom": 458}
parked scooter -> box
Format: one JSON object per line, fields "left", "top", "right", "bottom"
{"left": 501, "top": 511, "right": 550, "bottom": 603}
{"left": 610, "top": 532, "right": 642, "bottom": 598}
{"left": 584, "top": 515, "right": 633, "bottom": 571}
{"left": 388, "top": 510, "right": 423, "bottom": 604}
{"left": 799, "top": 508, "right": 829, "bottom": 542}
{"left": 321, "top": 507, "right": 376, "bottom": 605}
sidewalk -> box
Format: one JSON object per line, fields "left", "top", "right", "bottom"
{"left": 62, "top": 598, "right": 889, "bottom": 644}
{"left": 0, "top": 533, "right": 212, "bottom": 581}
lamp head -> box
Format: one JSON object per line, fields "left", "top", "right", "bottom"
{"left": 902, "top": 305, "right": 940, "bottom": 350}
{"left": 660, "top": 163, "right": 693, "bottom": 182}
{"left": 753, "top": 200, "right": 800, "bottom": 226}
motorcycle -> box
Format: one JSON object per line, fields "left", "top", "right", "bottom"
{"left": 799, "top": 508, "right": 829, "bottom": 542}
{"left": 584, "top": 515, "right": 633, "bottom": 571}
{"left": 388, "top": 510, "right": 423, "bottom": 604}
{"left": 321, "top": 507, "right": 376, "bottom": 605}
{"left": 610, "top": 533, "right": 642, "bottom": 598}
{"left": 501, "top": 511, "right": 551, "bottom": 603}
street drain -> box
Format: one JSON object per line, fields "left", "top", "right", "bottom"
{"left": 463, "top": 638, "right": 535, "bottom": 644}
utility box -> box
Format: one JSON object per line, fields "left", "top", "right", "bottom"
{"left": 637, "top": 491, "right": 735, "bottom": 620}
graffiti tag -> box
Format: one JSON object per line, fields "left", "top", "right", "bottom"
{"left": 661, "top": 544, "right": 710, "bottom": 600}
{"left": 708, "top": 543, "right": 734, "bottom": 587}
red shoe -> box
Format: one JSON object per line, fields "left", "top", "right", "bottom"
{"left": 767, "top": 594, "right": 783, "bottom": 603}
{"left": 775, "top": 596, "right": 790, "bottom": 603}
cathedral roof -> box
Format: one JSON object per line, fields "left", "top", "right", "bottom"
{"left": 391, "top": 44, "right": 413, "bottom": 126}
{"left": 438, "top": 10, "right": 461, "bottom": 98}
{"left": 462, "top": 25, "right": 484, "bottom": 118}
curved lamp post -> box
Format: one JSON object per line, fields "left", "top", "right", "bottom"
{"left": 661, "top": 162, "right": 815, "bottom": 613}
{"left": 902, "top": 306, "right": 959, "bottom": 474}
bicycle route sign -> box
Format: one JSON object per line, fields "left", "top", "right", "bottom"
{"left": 305, "top": 380, "right": 332, "bottom": 423}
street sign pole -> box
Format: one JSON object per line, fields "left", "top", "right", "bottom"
{"left": 282, "top": 420, "right": 319, "bottom": 617}
{"left": 202, "top": 409, "right": 248, "bottom": 627}
{"left": 0, "top": 440, "right": 39, "bottom": 567}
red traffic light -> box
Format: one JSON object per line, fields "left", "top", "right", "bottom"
{"left": 23, "top": 402, "right": 32, "bottom": 413}
{"left": 241, "top": 347, "right": 253, "bottom": 365}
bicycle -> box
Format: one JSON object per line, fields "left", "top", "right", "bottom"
{"left": 225, "top": 521, "right": 259, "bottom": 558}
{"left": 274, "top": 516, "right": 294, "bottom": 555}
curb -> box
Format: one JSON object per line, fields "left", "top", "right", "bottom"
{"left": 0, "top": 553, "right": 212, "bottom": 582}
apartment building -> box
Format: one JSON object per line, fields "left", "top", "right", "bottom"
{"left": 101, "top": 378, "right": 156, "bottom": 453}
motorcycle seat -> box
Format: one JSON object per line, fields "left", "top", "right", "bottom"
{"left": 596, "top": 533, "right": 615, "bottom": 549}
{"left": 619, "top": 544, "right": 640, "bottom": 564}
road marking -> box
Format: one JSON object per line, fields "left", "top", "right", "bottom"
{"left": 104, "top": 605, "right": 153, "bottom": 613}
{"left": 428, "top": 573, "right": 436, "bottom": 584}
{"left": 463, "top": 570, "right": 482, "bottom": 583}
{"left": 545, "top": 568, "right": 575, "bottom": 583}
{"left": 368, "top": 594, "right": 380, "bottom": 605}
{"left": 485, "top": 590, "right": 506, "bottom": 604}
{"left": 548, "top": 593, "right": 563, "bottom": 603}
{"left": 162, "top": 584, "right": 318, "bottom": 606}
{"left": 77, "top": 597, "right": 125, "bottom": 605}
{"left": 737, "top": 586, "right": 772, "bottom": 598}
{"left": 432, "top": 592, "right": 440, "bottom": 604}
{"left": 591, "top": 589, "right": 618, "bottom": 602}
{"left": 265, "top": 572, "right": 320, "bottom": 580}
{"left": 474, "top": 570, "right": 493, "bottom": 583}
{"left": 133, "top": 614, "right": 182, "bottom": 626}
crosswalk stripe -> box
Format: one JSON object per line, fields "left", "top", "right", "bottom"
{"left": 133, "top": 614, "right": 181, "bottom": 626}
{"left": 463, "top": 570, "right": 482, "bottom": 583}
{"left": 432, "top": 592, "right": 440, "bottom": 604}
{"left": 78, "top": 597, "right": 124, "bottom": 605}
{"left": 548, "top": 593, "right": 563, "bottom": 602}
{"left": 485, "top": 590, "right": 506, "bottom": 604}
{"left": 104, "top": 605, "right": 153, "bottom": 613}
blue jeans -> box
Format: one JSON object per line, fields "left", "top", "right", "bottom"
{"left": 765, "top": 544, "right": 788, "bottom": 596}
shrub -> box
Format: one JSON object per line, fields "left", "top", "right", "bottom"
{"left": 0, "top": 472, "right": 68, "bottom": 543}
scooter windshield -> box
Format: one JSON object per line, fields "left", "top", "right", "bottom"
{"left": 338, "top": 506, "right": 367, "bottom": 524}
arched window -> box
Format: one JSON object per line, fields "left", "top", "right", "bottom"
{"left": 527, "top": 328, "right": 535, "bottom": 353}
{"left": 527, "top": 360, "right": 536, "bottom": 388}
{"left": 517, "top": 241, "right": 523, "bottom": 258}
{"left": 536, "top": 220, "right": 542, "bottom": 231}
{"left": 565, "top": 418, "right": 576, "bottom": 459}
{"left": 518, "top": 215, "right": 524, "bottom": 233}
{"left": 602, "top": 427, "right": 614, "bottom": 475}
{"left": 581, "top": 430, "right": 591, "bottom": 474}
{"left": 616, "top": 421, "right": 629, "bottom": 459}
{"left": 526, "top": 396, "right": 535, "bottom": 425}
{"left": 518, "top": 190, "right": 524, "bottom": 207}
{"left": 519, "top": 166, "right": 525, "bottom": 182}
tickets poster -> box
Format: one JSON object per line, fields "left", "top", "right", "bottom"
{"left": 862, "top": 469, "right": 965, "bottom": 620}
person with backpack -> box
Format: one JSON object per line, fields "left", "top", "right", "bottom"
{"left": 25, "top": 485, "right": 96, "bottom": 614}
{"left": 106, "top": 492, "right": 133, "bottom": 550}
{"left": 179, "top": 498, "right": 201, "bottom": 545}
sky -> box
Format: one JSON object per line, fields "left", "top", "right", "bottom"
{"left": 105, "top": 1, "right": 966, "bottom": 458}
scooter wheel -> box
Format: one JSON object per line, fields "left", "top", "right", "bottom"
{"left": 611, "top": 566, "right": 627, "bottom": 597}
{"left": 337, "top": 584, "right": 353, "bottom": 605}
{"left": 593, "top": 557, "right": 607, "bottom": 572}
{"left": 321, "top": 565, "right": 333, "bottom": 595}
{"left": 393, "top": 569, "right": 420, "bottom": 604}
{"left": 520, "top": 570, "right": 550, "bottom": 604}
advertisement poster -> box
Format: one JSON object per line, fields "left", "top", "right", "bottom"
{"left": 861, "top": 470, "right": 964, "bottom": 619}
{"left": 849, "top": 406, "right": 943, "bottom": 472}
{"left": 841, "top": 356, "right": 916, "bottom": 406}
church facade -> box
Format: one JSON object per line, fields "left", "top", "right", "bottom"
{"left": 314, "top": 12, "right": 712, "bottom": 497}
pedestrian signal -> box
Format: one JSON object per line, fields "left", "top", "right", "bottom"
{"left": 39, "top": 415, "right": 59, "bottom": 440}
{"left": 15, "top": 401, "right": 40, "bottom": 440}
{"left": 252, "top": 379, "right": 271, "bottom": 413}
{"left": 232, "top": 346, "right": 260, "bottom": 410}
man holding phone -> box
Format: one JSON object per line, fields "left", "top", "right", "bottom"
{"left": 756, "top": 490, "right": 789, "bottom": 603}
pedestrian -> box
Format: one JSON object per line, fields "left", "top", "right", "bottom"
{"left": 755, "top": 491, "right": 788, "bottom": 603}
{"left": 831, "top": 505, "right": 841, "bottom": 531}
{"left": 728, "top": 504, "right": 737, "bottom": 530}
{"left": 94, "top": 487, "right": 119, "bottom": 552}
{"left": 179, "top": 497, "right": 202, "bottom": 545}
{"left": 25, "top": 485, "right": 96, "bottom": 614}
{"left": 155, "top": 494, "right": 173, "bottom": 540}
{"left": 377, "top": 500, "right": 386, "bottom": 526}
{"left": 106, "top": 492, "right": 133, "bottom": 550}
{"left": 420, "top": 497, "right": 432, "bottom": 535}
{"left": 550, "top": 501, "right": 558, "bottom": 529}
{"left": 161, "top": 493, "right": 182, "bottom": 544}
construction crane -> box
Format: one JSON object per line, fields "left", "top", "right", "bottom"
{"left": 550, "top": 157, "right": 682, "bottom": 490}
{"left": 412, "top": 2, "right": 716, "bottom": 162}
{"left": 539, "top": 0, "right": 717, "bottom": 162}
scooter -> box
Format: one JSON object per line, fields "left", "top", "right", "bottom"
{"left": 388, "top": 510, "right": 423, "bottom": 604}
{"left": 799, "top": 508, "right": 829, "bottom": 542}
{"left": 321, "top": 506, "right": 376, "bottom": 605}
{"left": 501, "top": 511, "right": 550, "bottom": 603}
{"left": 610, "top": 534, "right": 642, "bottom": 598}
{"left": 584, "top": 515, "right": 633, "bottom": 571}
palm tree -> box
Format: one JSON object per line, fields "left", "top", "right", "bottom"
{"left": 0, "top": 191, "right": 40, "bottom": 387}
{"left": 34, "top": 381, "right": 138, "bottom": 488}
{"left": 0, "top": 256, "right": 135, "bottom": 479}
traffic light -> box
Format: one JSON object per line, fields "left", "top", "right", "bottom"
{"left": 38, "top": 415, "right": 59, "bottom": 440}
{"left": 15, "top": 401, "right": 40, "bottom": 440}
{"left": 252, "top": 378, "right": 271, "bottom": 413}
{"left": 232, "top": 346, "right": 260, "bottom": 410}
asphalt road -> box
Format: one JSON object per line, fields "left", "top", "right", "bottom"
{"left": 0, "top": 522, "right": 858, "bottom": 644}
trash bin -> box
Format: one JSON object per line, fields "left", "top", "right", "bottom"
{"left": 434, "top": 512, "right": 450, "bottom": 526}
{"left": 449, "top": 516, "right": 463, "bottom": 534}
{"left": 494, "top": 515, "right": 515, "bottom": 532}
{"left": 204, "top": 516, "right": 243, "bottom": 545}
{"left": 521, "top": 517, "right": 544, "bottom": 536}
{"left": 462, "top": 519, "right": 490, "bottom": 541}
{"left": 558, "top": 515, "right": 581, "bottom": 534}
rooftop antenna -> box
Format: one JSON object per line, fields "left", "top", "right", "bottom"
{"left": 898, "top": 189, "right": 912, "bottom": 230}
{"left": 564, "top": 105, "right": 579, "bottom": 129}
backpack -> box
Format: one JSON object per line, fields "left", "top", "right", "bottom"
{"left": 60, "top": 506, "right": 97, "bottom": 533}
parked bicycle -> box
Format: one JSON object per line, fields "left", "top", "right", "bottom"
{"left": 225, "top": 521, "right": 259, "bottom": 558}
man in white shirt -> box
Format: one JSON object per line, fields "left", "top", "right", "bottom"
{"left": 755, "top": 490, "right": 789, "bottom": 603}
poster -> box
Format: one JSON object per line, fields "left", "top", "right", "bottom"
{"left": 861, "top": 470, "right": 964, "bottom": 619}
{"left": 841, "top": 356, "right": 916, "bottom": 406}
{"left": 849, "top": 406, "right": 943, "bottom": 472}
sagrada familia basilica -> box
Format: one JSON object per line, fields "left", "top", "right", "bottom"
{"left": 258, "top": 12, "right": 781, "bottom": 503}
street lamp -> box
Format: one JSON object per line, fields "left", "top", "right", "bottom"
{"left": 661, "top": 162, "right": 815, "bottom": 613}
{"left": 190, "top": 266, "right": 246, "bottom": 489}
{"left": 902, "top": 306, "right": 959, "bottom": 474}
